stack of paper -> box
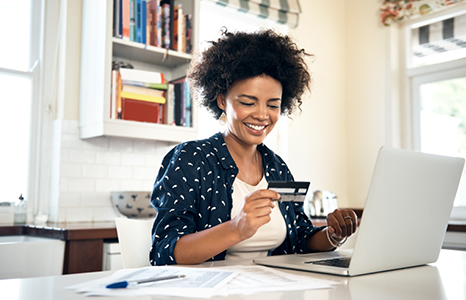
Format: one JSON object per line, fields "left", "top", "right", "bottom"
{"left": 67, "top": 265, "right": 334, "bottom": 298}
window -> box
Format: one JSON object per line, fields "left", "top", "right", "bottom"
{"left": 405, "top": 7, "right": 466, "bottom": 220}
{"left": 0, "top": 0, "right": 41, "bottom": 206}
{"left": 197, "top": 1, "right": 289, "bottom": 158}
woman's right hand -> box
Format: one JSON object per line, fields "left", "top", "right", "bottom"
{"left": 230, "top": 189, "right": 280, "bottom": 241}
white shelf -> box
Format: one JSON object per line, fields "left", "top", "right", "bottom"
{"left": 112, "top": 38, "right": 192, "bottom": 68}
{"left": 79, "top": 0, "right": 200, "bottom": 142}
{"left": 80, "top": 119, "right": 197, "bottom": 143}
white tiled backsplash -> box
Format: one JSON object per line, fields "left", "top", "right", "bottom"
{"left": 48, "top": 119, "right": 175, "bottom": 223}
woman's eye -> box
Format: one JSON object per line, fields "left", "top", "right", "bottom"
{"left": 240, "top": 102, "right": 254, "bottom": 106}
{"left": 268, "top": 104, "right": 280, "bottom": 109}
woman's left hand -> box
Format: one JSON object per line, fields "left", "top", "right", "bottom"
{"left": 326, "top": 209, "right": 358, "bottom": 241}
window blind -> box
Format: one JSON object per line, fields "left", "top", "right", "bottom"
{"left": 412, "top": 14, "right": 466, "bottom": 58}
{"left": 203, "top": 0, "right": 302, "bottom": 28}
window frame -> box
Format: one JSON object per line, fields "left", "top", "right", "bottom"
{"left": 0, "top": 0, "right": 43, "bottom": 216}
{"left": 402, "top": 6, "right": 466, "bottom": 221}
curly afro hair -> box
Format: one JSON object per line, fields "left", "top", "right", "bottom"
{"left": 187, "top": 28, "right": 312, "bottom": 119}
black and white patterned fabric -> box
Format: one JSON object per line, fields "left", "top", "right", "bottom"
{"left": 149, "top": 132, "right": 323, "bottom": 265}
{"left": 203, "top": 0, "right": 302, "bottom": 28}
{"left": 412, "top": 14, "right": 466, "bottom": 58}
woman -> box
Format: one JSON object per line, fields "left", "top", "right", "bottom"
{"left": 149, "top": 29, "right": 357, "bottom": 266}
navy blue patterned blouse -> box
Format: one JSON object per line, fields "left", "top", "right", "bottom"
{"left": 149, "top": 132, "right": 324, "bottom": 265}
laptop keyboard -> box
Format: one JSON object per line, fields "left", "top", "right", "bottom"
{"left": 305, "top": 257, "right": 352, "bottom": 268}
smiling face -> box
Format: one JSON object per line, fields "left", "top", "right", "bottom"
{"left": 217, "top": 75, "right": 282, "bottom": 147}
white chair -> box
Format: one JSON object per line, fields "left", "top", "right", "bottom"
{"left": 115, "top": 217, "right": 155, "bottom": 268}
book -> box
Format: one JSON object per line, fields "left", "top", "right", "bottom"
{"left": 119, "top": 0, "right": 123, "bottom": 38}
{"left": 141, "top": 0, "right": 147, "bottom": 44}
{"left": 185, "top": 14, "right": 192, "bottom": 54}
{"left": 174, "top": 82, "right": 182, "bottom": 126}
{"left": 122, "top": 84, "right": 165, "bottom": 98}
{"left": 177, "top": 4, "right": 185, "bottom": 53}
{"left": 181, "top": 10, "right": 186, "bottom": 52}
{"left": 169, "top": 76, "right": 192, "bottom": 127}
{"left": 130, "top": 0, "right": 136, "bottom": 41}
{"left": 123, "top": 81, "right": 168, "bottom": 90}
{"left": 157, "top": 1, "right": 162, "bottom": 46}
{"left": 120, "top": 91, "right": 165, "bottom": 104}
{"left": 113, "top": 0, "right": 122, "bottom": 38}
{"left": 119, "top": 68, "right": 165, "bottom": 85}
{"left": 122, "top": 0, "right": 130, "bottom": 40}
{"left": 149, "top": 0, "right": 158, "bottom": 46}
{"left": 173, "top": 4, "right": 179, "bottom": 51}
{"left": 180, "top": 81, "right": 186, "bottom": 126}
{"left": 136, "top": 0, "right": 143, "bottom": 43}
{"left": 164, "top": 83, "right": 175, "bottom": 125}
{"left": 161, "top": 0, "right": 175, "bottom": 50}
{"left": 161, "top": 3, "right": 170, "bottom": 49}
{"left": 121, "top": 98, "right": 160, "bottom": 123}
{"left": 146, "top": 1, "right": 151, "bottom": 45}
{"left": 184, "top": 79, "right": 188, "bottom": 127}
{"left": 117, "top": 72, "right": 122, "bottom": 119}
{"left": 114, "top": 0, "right": 193, "bottom": 50}
{"left": 111, "top": 70, "right": 119, "bottom": 119}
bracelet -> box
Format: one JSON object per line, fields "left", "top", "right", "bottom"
{"left": 326, "top": 228, "right": 347, "bottom": 248}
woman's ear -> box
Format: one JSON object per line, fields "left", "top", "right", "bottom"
{"left": 217, "top": 94, "right": 226, "bottom": 111}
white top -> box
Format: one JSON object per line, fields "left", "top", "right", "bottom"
{"left": 225, "top": 176, "right": 287, "bottom": 260}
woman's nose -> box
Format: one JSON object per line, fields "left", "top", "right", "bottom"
{"left": 253, "top": 104, "right": 268, "bottom": 120}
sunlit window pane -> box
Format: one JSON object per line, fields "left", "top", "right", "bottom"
{"left": 0, "top": 0, "right": 31, "bottom": 71}
{"left": 0, "top": 73, "right": 31, "bottom": 202}
{"left": 419, "top": 77, "right": 466, "bottom": 206}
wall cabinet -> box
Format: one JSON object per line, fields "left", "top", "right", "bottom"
{"left": 79, "top": 0, "right": 200, "bottom": 142}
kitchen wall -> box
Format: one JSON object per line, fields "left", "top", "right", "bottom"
{"left": 46, "top": 0, "right": 400, "bottom": 222}
{"left": 48, "top": 119, "right": 174, "bottom": 222}
{"left": 287, "top": 1, "right": 349, "bottom": 207}
{"left": 288, "top": 1, "right": 401, "bottom": 209}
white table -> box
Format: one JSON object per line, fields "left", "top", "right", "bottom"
{"left": 2, "top": 249, "right": 465, "bottom": 300}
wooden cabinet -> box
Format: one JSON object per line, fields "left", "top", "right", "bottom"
{"left": 0, "top": 222, "right": 118, "bottom": 274}
{"left": 79, "top": 0, "right": 200, "bottom": 142}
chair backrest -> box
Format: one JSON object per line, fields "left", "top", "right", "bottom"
{"left": 115, "top": 217, "right": 154, "bottom": 268}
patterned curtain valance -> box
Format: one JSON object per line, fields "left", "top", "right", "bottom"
{"left": 203, "top": 0, "right": 302, "bottom": 28}
{"left": 381, "top": 0, "right": 466, "bottom": 26}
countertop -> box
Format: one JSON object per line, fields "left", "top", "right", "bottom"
{"left": 0, "top": 249, "right": 465, "bottom": 300}
{"left": 0, "top": 216, "right": 464, "bottom": 276}
{"left": 0, "top": 221, "right": 118, "bottom": 240}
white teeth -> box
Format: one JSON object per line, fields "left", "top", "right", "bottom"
{"left": 246, "top": 123, "right": 265, "bottom": 130}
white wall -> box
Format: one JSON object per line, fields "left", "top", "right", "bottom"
{"left": 48, "top": 119, "right": 173, "bottom": 222}
{"left": 289, "top": 1, "right": 399, "bottom": 208}
{"left": 288, "top": 1, "right": 349, "bottom": 207}
{"left": 345, "top": 1, "right": 402, "bottom": 208}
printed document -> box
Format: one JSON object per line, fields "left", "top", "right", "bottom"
{"left": 68, "top": 265, "right": 333, "bottom": 298}
{"left": 68, "top": 266, "right": 237, "bottom": 298}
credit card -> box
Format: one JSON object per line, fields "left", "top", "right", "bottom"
{"left": 267, "top": 181, "right": 310, "bottom": 202}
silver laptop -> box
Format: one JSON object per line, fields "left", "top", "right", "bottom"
{"left": 254, "top": 147, "right": 464, "bottom": 276}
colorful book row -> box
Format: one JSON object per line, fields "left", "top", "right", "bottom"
{"left": 110, "top": 67, "right": 192, "bottom": 127}
{"left": 113, "top": 0, "right": 193, "bottom": 53}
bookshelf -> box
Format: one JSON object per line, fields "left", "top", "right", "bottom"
{"left": 79, "top": 0, "right": 200, "bottom": 143}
